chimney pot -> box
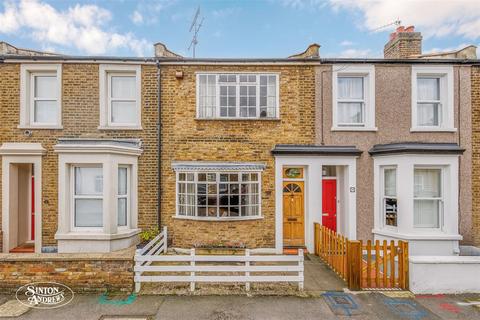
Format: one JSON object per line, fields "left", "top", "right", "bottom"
{"left": 384, "top": 25, "right": 422, "bottom": 59}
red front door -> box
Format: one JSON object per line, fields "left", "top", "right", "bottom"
{"left": 31, "top": 175, "right": 35, "bottom": 241}
{"left": 322, "top": 179, "right": 337, "bottom": 232}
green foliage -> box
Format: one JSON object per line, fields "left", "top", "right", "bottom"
{"left": 139, "top": 227, "right": 160, "bottom": 243}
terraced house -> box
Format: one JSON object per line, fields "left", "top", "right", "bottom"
{"left": 0, "top": 26, "right": 479, "bottom": 262}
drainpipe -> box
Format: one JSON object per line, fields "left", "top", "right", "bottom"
{"left": 156, "top": 61, "right": 162, "bottom": 230}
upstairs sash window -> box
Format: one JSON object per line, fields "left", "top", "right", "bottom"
{"left": 197, "top": 74, "right": 278, "bottom": 119}
{"left": 337, "top": 76, "right": 365, "bottom": 126}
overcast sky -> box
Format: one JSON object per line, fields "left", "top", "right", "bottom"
{"left": 0, "top": 0, "right": 479, "bottom": 58}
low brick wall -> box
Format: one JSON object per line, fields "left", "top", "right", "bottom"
{"left": 0, "top": 247, "right": 134, "bottom": 294}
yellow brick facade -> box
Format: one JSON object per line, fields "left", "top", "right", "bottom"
{"left": 159, "top": 65, "right": 316, "bottom": 248}
{"left": 0, "top": 63, "right": 158, "bottom": 249}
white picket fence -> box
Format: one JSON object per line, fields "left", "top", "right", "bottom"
{"left": 135, "top": 226, "right": 168, "bottom": 292}
{"left": 134, "top": 247, "right": 304, "bottom": 293}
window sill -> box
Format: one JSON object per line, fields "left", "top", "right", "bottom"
{"left": 98, "top": 126, "right": 143, "bottom": 131}
{"left": 195, "top": 118, "right": 280, "bottom": 122}
{"left": 331, "top": 126, "right": 378, "bottom": 132}
{"left": 18, "top": 125, "right": 63, "bottom": 130}
{"left": 55, "top": 228, "right": 140, "bottom": 240}
{"left": 372, "top": 229, "right": 463, "bottom": 241}
{"left": 172, "top": 215, "right": 264, "bottom": 222}
{"left": 410, "top": 127, "right": 457, "bottom": 133}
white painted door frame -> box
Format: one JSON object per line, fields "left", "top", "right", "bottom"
{"left": 274, "top": 156, "right": 358, "bottom": 254}
{"left": 1, "top": 143, "right": 45, "bottom": 253}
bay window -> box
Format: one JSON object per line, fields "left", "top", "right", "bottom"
{"left": 197, "top": 73, "right": 278, "bottom": 119}
{"left": 414, "top": 168, "right": 442, "bottom": 228}
{"left": 332, "top": 65, "right": 376, "bottom": 131}
{"left": 176, "top": 171, "right": 261, "bottom": 219}
{"left": 55, "top": 139, "right": 142, "bottom": 253}
{"left": 411, "top": 66, "right": 454, "bottom": 131}
{"left": 73, "top": 166, "right": 103, "bottom": 228}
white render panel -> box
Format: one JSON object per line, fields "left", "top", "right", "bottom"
{"left": 274, "top": 155, "right": 357, "bottom": 254}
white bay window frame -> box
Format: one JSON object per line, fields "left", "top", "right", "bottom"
{"left": 411, "top": 66, "right": 455, "bottom": 132}
{"left": 117, "top": 166, "right": 131, "bottom": 228}
{"left": 19, "top": 64, "right": 62, "bottom": 129}
{"left": 55, "top": 141, "right": 141, "bottom": 253}
{"left": 99, "top": 64, "right": 142, "bottom": 130}
{"left": 381, "top": 166, "right": 398, "bottom": 229}
{"left": 332, "top": 65, "right": 376, "bottom": 131}
{"left": 71, "top": 165, "right": 104, "bottom": 232}
{"left": 413, "top": 167, "right": 444, "bottom": 229}
{"left": 373, "top": 155, "right": 459, "bottom": 240}
{"left": 196, "top": 73, "right": 280, "bottom": 120}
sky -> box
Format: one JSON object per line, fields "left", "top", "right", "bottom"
{"left": 0, "top": 0, "right": 479, "bottom": 58}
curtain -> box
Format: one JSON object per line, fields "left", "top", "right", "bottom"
{"left": 417, "top": 78, "right": 439, "bottom": 101}
{"left": 338, "top": 77, "right": 363, "bottom": 99}
{"left": 111, "top": 76, "right": 136, "bottom": 99}
{"left": 417, "top": 103, "right": 439, "bottom": 126}
{"left": 414, "top": 169, "right": 441, "bottom": 228}
{"left": 34, "top": 101, "right": 57, "bottom": 123}
{"left": 74, "top": 167, "right": 103, "bottom": 227}
{"left": 338, "top": 102, "right": 363, "bottom": 124}
{"left": 34, "top": 76, "right": 57, "bottom": 98}
{"left": 384, "top": 168, "right": 396, "bottom": 197}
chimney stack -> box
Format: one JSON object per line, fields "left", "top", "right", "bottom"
{"left": 153, "top": 42, "right": 182, "bottom": 58}
{"left": 384, "top": 26, "right": 422, "bottom": 59}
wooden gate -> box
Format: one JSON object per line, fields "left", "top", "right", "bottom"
{"left": 314, "top": 223, "right": 409, "bottom": 291}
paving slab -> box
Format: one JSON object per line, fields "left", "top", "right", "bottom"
{"left": 155, "top": 296, "right": 337, "bottom": 320}
{"left": 0, "top": 300, "right": 31, "bottom": 318}
{"left": 0, "top": 295, "right": 163, "bottom": 320}
{"left": 304, "top": 255, "right": 346, "bottom": 293}
{"left": 356, "top": 292, "right": 441, "bottom": 320}
{"left": 415, "top": 294, "right": 480, "bottom": 319}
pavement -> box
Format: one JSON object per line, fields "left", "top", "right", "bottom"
{"left": 0, "top": 292, "right": 479, "bottom": 320}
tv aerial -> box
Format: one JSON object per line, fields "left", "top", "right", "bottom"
{"left": 188, "top": 6, "right": 204, "bottom": 58}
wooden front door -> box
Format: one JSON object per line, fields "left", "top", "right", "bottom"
{"left": 283, "top": 181, "right": 305, "bottom": 246}
{"left": 322, "top": 179, "right": 337, "bottom": 231}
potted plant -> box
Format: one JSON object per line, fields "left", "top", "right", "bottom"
{"left": 137, "top": 227, "right": 160, "bottom": 250}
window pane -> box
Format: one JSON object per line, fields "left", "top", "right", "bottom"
{"left": 385, "top": 198, "right": 397, "bottom": 227}
{"left": 414, "top": 200, "right": 440, "bottom": 228}
{"left": 75, "top": 167, "right": 103, "bottom": 195}
{"left": 34, "top": 76, "right": 57, "bottom": 99}
{"left": 384, "top": 169, "right": 396, "bottom": 197}
{"left": 417, "top": 78, "right": 439, "bottom": 101}
{"left": 338, "top": 77, "right": 363, "bottom": 99}
{"left": 118, "top": 167, "right": 127, "bottom": 195}
{"left": 417, "top": 103, "right": 440, "bottom": 126}
{"left": 414, "top": 169, "right": 441, "bottom": 197}
{"left": 75, "top": 199, "right": 103, "bottom": 227}
{"left": 34, "top": 100, "right": 57, "bottom": 123}
{"left": 111, "top": 101, "right": 137, "bottom": 124}
{"left": 338, "top": 102, "right": 363, "bottom": 124}
{"left": 118, "top": 198, "right": 127, "bottom": 226}
{"left": 111, "top": 76, "right": 136, "bottom": 99}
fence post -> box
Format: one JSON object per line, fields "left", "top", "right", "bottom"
{"left": 190, "top": 248, "right": 195, "bottom": 292}
{"left": 245, "top": 249, "right": 251, "bottom": 291}
{"left": 404, "top": 241, "right": 409, "bottom": 290}
{"left": 298, "top": 249, "right": 304, "bottom": 290}
{"left": 347, "top": 240, "right": 362, "bottom": 291}
{"left": 134, "top": 257, "right": 141, "bottom": 293}
{"left": 163, "top": 226, "right": 168, "bottom": 253}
